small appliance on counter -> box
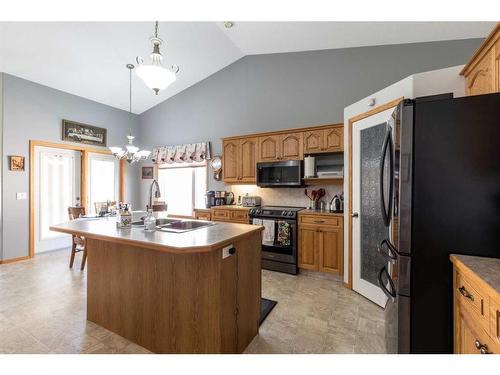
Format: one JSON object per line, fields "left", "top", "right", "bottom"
{"left": 329, "top": 193, "right": 344, "bottom": 213}
{"left": 241, "top": 195, "right": 261, "bottom": 207}
{"left": 205, "top": 191, "right": 215, "bottom": 208}
{"left": 225, "top": 192, "right": 234, "bottom": 205}
{"left": 213, "top": 191, "right": 234, "bottom": 206}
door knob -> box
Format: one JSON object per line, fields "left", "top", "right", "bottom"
{"left": 352, "top": 212, "right": 359, "bottom": 218}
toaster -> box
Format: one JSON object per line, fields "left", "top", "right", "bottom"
{"left": 241, "top": 196, "right": 261, "bottom": 207}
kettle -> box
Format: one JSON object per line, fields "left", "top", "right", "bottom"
{"left": 225, "top": 191, "right": 235, "bottom": 205}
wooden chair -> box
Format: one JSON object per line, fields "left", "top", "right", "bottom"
{"left": 68, "top": 206, "right": 87, "bottom": 270}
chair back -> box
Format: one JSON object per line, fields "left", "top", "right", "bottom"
{"left": 68, "top": 206, "right": 86, "bottom": 220}
{"left": 94, "top": 201, "right": 117, "bottom": 215}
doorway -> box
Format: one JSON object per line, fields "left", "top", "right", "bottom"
{"left": 34, "top": 146, "right": 81, "bottom": 254}
{"left": 87, "top": 153, "right": 119, "bottom": 215}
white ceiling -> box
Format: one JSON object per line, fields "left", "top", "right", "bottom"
{"left": 0, "top": 22, "right": 495, "bottom": 114}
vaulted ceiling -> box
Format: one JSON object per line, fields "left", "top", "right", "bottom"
{"left": 0, "top": 22, "right": 494, "bottom": 113}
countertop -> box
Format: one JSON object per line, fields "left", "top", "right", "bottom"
{"left": 210, "top": 205, "right": 250, "bottom": 211}
{"left": 50, "top": 217, "right": 262, "bottom": 254}
{"left": 450, "top": 254, "right": 500, "bottom": 294}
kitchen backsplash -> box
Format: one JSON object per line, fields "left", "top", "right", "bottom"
{"left": 230, "top": 184, "right": 344, "bottom": 208}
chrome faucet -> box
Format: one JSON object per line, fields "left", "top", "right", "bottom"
{"left": 148, "top": 179, "right": 161, "bottom": 210}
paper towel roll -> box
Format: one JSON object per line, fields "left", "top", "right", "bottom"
{"left": 304, "top": 156, "right": 315, "bottom": 178}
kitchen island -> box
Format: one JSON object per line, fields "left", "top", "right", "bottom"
{"left": 50, "top": 218, "right": 263, "bottom": 354}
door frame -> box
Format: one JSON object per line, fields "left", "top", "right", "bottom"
{"left": 347, "top": 97, "right": 403, "bottom": 289}
{"left": 29, "top": 140, "right": 126, "bottom": 258}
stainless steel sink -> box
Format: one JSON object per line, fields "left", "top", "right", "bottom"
{"left": 132, "top": 218, "right": 180, "bottom": 227}
{"left": 156, "top": 219, "right": 215, "bottom": 233}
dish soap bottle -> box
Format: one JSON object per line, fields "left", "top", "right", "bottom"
{"left": 143, "top": 209, "right": 156, "bottom": 232}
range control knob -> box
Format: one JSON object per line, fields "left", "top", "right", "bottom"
{"left": 282, "top": 211, "right": 288, "bottom": 216}
{"left": 256, "top": 209, "right": 262, "bottom": 215}
{"left": 288, "top": 211, "right": 294, "bottom": 217}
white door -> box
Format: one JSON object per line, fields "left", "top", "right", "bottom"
{"left": 352, "top": 105, "right": 398, "bottom": 307}
{"left": 87, "top": 153, "right": 119, "bottom": 215}
{"left": 35, "top": 147, "right": 81, "bottom": 253}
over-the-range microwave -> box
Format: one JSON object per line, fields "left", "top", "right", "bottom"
{"left": 256, "top": 160, "right": 303, "bottom": 187}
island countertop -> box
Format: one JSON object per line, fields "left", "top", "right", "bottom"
{"left": 50, "top": 217, "right": 263, "bottom": 254}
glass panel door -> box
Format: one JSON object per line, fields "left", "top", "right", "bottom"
{"left": 87, "top": 153, "right": 119, "bottom": 215}
{"left": 35, "top": 147, "right": 81, "bottom": 253}
{"left": 352, "top": 105, "right": 398, "bottom": 307}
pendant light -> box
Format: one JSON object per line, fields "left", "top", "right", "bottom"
{"left": 109, "top": 64, "right": 151, "bottom": 163}
{"left": 135, "top": 21, "right": 179, "bottom": 95}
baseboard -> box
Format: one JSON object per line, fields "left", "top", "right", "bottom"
{"left": 343, "top": 282, "right": 352, "bottom": 289}
{"left": 0, "top": 255, "right": 31, "bottom": 265}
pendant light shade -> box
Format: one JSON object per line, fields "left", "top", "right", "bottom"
{"left": 136, "top": 22, "right": 179, "bottom": 95}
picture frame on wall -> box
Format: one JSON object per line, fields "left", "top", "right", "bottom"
{"left": 9, "top": 155, "right": 25, "bottom": 171}
{"left": 142, "top": 166, "right": 154, "bottom": 179}
{"left": 62, "top": 119, "right": 107, "bottom": 147}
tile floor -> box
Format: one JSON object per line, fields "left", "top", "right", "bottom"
{"left": 0, "top": 249, "right": 386, "bottom": 354}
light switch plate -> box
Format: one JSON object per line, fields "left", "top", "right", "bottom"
{"left": 222, "top": 244, "right": 234, "bottom": 259}
{"left": 16, "top": 192, "right": 27, "bottom": 200}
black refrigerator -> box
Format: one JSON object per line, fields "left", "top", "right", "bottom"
{"left": 378, "top": 92, "right": 500, "bottom": 353}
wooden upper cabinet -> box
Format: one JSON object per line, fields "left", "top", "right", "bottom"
{"left": 466, "top": 49, "right": 495, "bottom": 96}
{"left": 223, "top": 140, "right": 239, "bottom": 183}
{"left": 303, "top": 130, "right": 323, "bottom": 154}
{"left": 461, "top": 23, "right": 500, "bottom": 96}
{"left": 258, "top": 135, "right": 280, "bottom": 162}
{"left": 239, "top": 137, "right": 258, "bottom": 182}
{"left": 223, "top": 137, "right": 258, "bottom": 184}
{"left": 280, "top": 132, "right": 303, "bottom": 160}
{"left": 304, "top": 126, "right": 343, "bottom": 154}
{"left": 323, "top": 126, "right": 343, "bottom": 152}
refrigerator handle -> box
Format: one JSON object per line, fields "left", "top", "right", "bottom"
{"left": 377, "top": 238, "right": 398, "bottom": 263}
{"left": 380, "top": 125, "right": 393, "bottom": 227}
{"left": 377, "top": 266, "right": 396, "bottom": 302}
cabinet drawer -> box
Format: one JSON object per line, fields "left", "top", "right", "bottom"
{"left": 456, "top": 271, "right": 489, "bottom": 325}
{"left": 460, "top": 307, "right": 499, "bottom": 354}
{"left": 195, "top": 212, "right": 212, "bottom": 221}
{"left": 300, "top": 215, "right": 341, "bottom": 227}
{"left": 212, "top": 210, "right": 230, "bottom": 221}
{"left": 230, "top": 210, "right": 248, "bottom": 222}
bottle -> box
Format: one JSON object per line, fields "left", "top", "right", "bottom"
{"left": 143, "top": 209, "right": 156, "bottom": 232}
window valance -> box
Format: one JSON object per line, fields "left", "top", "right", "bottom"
{"left": 151, "top": 142, "right": 211, "bottom": 164}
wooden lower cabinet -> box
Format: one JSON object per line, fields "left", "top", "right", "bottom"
{"left": 298, "top": 213, "right": 343, "bottom": 275}
{"left": 209, "top": 206, "right": 249, "bottom": 224}
{"left": 194, "top": 209, "right": 212, "bottom": 221}
{"left": 451, "top": 255, "right": 500, "bottom": 354}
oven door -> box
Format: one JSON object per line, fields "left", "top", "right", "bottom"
{"left": 257, "top": 160, "right": 302, "bottom": 187}
{"left": 261, "top": 219, "right": 297, "bottom": 264}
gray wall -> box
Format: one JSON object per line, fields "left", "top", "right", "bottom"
{"left": 1, "top": 74, "right": 141, "bottom": 260}
{"left": 138, "top": 38, "right": 482, "bottom": 205}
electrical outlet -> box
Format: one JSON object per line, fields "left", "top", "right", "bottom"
{"left": 16, "top": 192, "right": 27, "bottom": 200}
{"left": 222, "top": 244, "right": 234, "bottom": 259}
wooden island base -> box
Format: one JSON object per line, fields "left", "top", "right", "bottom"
{"left": 86, "top": 233, "right": 261, "bottom": 354}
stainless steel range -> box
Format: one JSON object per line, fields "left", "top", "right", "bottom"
{"left": 249, "top": 206, "right": 305, "bottom": 275}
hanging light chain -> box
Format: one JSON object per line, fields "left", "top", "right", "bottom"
{"left": 154, "top": 21, "right": 159, "bottom": 38}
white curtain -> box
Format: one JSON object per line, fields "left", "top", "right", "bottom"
{"left": 151, "top": 142, "right": 211, "bottom": 164}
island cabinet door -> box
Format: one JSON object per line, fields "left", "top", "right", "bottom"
{"left": 299, "top": 225, "right": 318, "bottom": 270}
{"left": 239, "top": 137, "right": 258, "bottom": 183}
{"left": 220, "top": 250, "right": 238, "bottom": 353}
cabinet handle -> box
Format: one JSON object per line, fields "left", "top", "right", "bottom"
{"left": 458, "top": 286, "right": 474, "bottom": 301}
{"left": 314, "top": 220, "right": 325, "bottom": 224}
{"left": 475, "top": 340, "right": 491, "bottom": 354}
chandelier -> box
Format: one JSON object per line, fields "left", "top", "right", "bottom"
{"left": 109, "top": 64, "right": 151, "bottom": 163}
{"left": 136, "top": 21, "right": 179, "bottom": 95}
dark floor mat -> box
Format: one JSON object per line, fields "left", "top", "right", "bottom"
{"left": 260, "top": 298, "right": 277, "bottom": 325}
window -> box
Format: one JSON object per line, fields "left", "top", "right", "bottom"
{"left": 87, "top": 153, "right": 119, "bottom": 215}
{"left": 157, "top": 163, "right": 207, "bottom": 216}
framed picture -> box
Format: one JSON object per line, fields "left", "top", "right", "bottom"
{"left": 142, "top": 166, "right": 154, "bottom": 179}
{"left": 9, "top": 155, "right": 25, "bottom": 171}
{"left": 62, "top": 119, "right": 107, "bottom": 146}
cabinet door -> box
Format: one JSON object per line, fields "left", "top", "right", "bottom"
{"left": 456, "top": 307, "right": 497, "bottom": 354}
{"left": 298, "top": 225, "right": 318, "bottom": 270}
{"left": 303, "top": 130, "right": 323, "bottom": 154}
{"left": 280, "top": 132, "right": 303, "bottom": 160}
{"left": 258, "top": 135, "right": 280, "bottom": 161}
{"left": 466, "top": 48, "right": 496, "bottom": 96}
{"left": 223, "top": 140, "right": 240, "bottom": 183}
{"left": 323, "top": 126, "right": 343, "bottom": 152}
{"left": 495, "top": 39, "right": 500, "bottom": 92}
{"left": 239, "top": 137, "right": 258, "bottom": 183}
{"left": 318, "top": 226, "right": 343, "bottom": 274}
